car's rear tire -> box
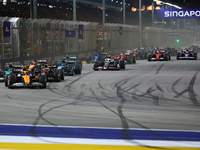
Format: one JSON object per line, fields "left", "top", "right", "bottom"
{"left": 54, "top": 70, "right": 61, "bottom": 82}
{"left": 127, "top": 56, "right": 133, "bottom": 64}
{"left": 93, "top": 61, "right": 99, "bottom": 70}
{"left": 60, "top": 69, "right": 64, "bottom": 80}
{"left": 5, "top": 74, "right": 9, "bottom": 87}
{"left": 133, "top": 56, "right": 136, "bottom": 63}
{"left": 177, "top": 53, "right": 180, "bottom": 60}
{"left": 165, "top": 54, "right": 169, "bottom": 61}
{"left": 39, "top": 75, "right": 46, "bottom": 88}
{"left": 86, "top": 56, "right": 91, "bottom": 64}
{"left": 74, "top": 64, "right": 82, "bottom": 74}
{"left": 194, "top": 53, "right": 198, "bottom": 60}
{"left": 120, "top": 60, "right": 125, "bottom": 69}
{"left": 76, "top": 60, "right": 82, "bottom": 65}
{"left": 148, "top": 55, "right": 151, "bottom": 61}
{"left": 8, "top": 74, "right": 15, "bottom": 89}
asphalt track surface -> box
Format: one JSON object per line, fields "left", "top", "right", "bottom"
{"left": 0, "top": 56, "right": 200, "bottom": 131}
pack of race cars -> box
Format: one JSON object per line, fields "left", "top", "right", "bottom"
{"left": 1, "top": 56, "right": 82, "bottom": 89}
{"left": 0, "top": 46, "right": 198, "bottom": 89}
{"left": 90, "top": 46, "right": 198, "bottom": 70}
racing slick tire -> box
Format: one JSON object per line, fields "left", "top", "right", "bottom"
{"left": 54, "top": 70, "right": 61, "bottom": 82}
{"left": 8, "top": 74, "right": 15, "bottom": 89}
{"left": 86, "top": 56, "right": 91, "bottom": 64}
{"left": 114, "top": 60, "right": 120, "bottom": 70}
{"left": 5, "top": 74, "right": 9, "bottom": 87}
{"left": 177, "top": 53, "right": 180, "bottom": 60}
{"left": 165, "top": 54, "right": 169, "bottom": 61}
{"left": 148, "top": 55, "right": 151, "bottom": 61}
{"left": 93, "top": 61, "right": 99, "bottom": 71}
{"left": 120, "top": 60, "right": 125, "bottom": 69}
{"left": 74, "top": 64, "right": 82, "bottom": 74}
{"left": 194, "top": 53, "right": 198, "bottom": 60}
{"left": 39, "top": 75, "right": 46, "bottom": 89}
{"left": 76, "top": 60, "right": 82, "bottom": 65}
{"left": 127, "top": 56, "right": 133, "bottom": 64}
{"left": 59, "top": 69, "right": 64, "bottom": 80}
{"left": 133, "top": 56, "right": 136, "bottom": 64}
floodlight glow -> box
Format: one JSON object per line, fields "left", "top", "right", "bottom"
{"left": 154, "top": 0, "right": 182, "bottom": 9}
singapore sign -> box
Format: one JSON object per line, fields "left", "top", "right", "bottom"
{"left": 155, "top": 9, "right": 200, "bottom": 19}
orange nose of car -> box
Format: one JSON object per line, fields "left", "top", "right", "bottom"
{"left": 22, "top": 75, "right": 30, "bottom": 85}
{"left": 156, "top": 54, "right": 160, "bottom": 60}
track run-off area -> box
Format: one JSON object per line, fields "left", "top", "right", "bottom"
{"left": 0, "top": 56, "right": 200, "bottom": 149}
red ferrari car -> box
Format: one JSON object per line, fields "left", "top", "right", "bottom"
{"left": 114, "top": 51, "right": 136, "bottom": 64}
{"left": 148, "top": 50, "right": 171, "bottom": 61}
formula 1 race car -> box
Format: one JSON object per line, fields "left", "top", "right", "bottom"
{"left": 148, "top": 50, "right": 171, "bottom": 61}
{"left": 93, "top": 55, "right": 125, "bottom": 70}
{"left": 177, "top": 49, "right": 198, "bottom": 60}
{"left": 119, "top": 50, "right": 136, "bottom": 64}
{"left": 29, "top": 60, "right": 64, "bottom": 82}
{"left": 5, "top": 65, "right": 47, "bottom": 88}
{"left": 57, "top": 57, "right": 82, "bottom": 76}
{"left": 134, "top": 48, "right": 148, "bottom": 59}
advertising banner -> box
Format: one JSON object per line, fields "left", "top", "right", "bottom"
{"left": 3, "top": 22, "right": 11, "bottom": 37}
{"left": 156, "top": 9, "right": 200, "bottom": 19}
{"left": 65, "top": 28, "right": 76, "bottom": 38}
{"left": 78, "top": 25, "right": 83, "bottom": 39}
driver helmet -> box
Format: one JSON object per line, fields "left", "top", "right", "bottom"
{"left": 44, "top": 64, "right": 49, "bottom": 68}
{"left": 65, "top": 55, "right": 69, "bottom": 59}
{"left": 31, "top": 59, "right": 37, "bottom": 64}
{"left": 8, "top": 63, "right": 13, "bottom": 68}
{"left": 23, "top": 66, "right": 27, "bottom": 70}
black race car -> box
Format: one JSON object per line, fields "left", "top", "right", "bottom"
{"left": 33, "top": 60, "right": 64, "bottom": 82}
{"left": 93, "top": 55, "right": 125, "bottom": 70}
{"left": 135, "top": 48, "right": 148, "bottom": 59}
{"left": 57, "top": 57, "right": 82, "bottom": 76}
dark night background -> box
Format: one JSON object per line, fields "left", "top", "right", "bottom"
{"left": 128, "top": 0, "right": 200, "bottom": 9}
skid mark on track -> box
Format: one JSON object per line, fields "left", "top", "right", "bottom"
{"left": 91, "top": 79, "right": 177, "bottom": 150}
{"left": 147, "top": 86, "right": 159, "bottom": 106}
{"left": 188, "top": 71, "right": 199, "bottom": 106}
{"left": 171, "top": 77, "right": 188, "bottom": 99}
{"left": 172, "top": 71, "right": 200, "bottom": 106}
{"left": 5, "top": 94, "right": 12, "bottom": 99}
{"left": 30, "top": 73, "right": 94, "bottom": 143}
{"left": 155, "top": 81, "right": 164, "bottom": 92}
{"left": 155, "top": 63, "right": 164, "bottom": 75}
